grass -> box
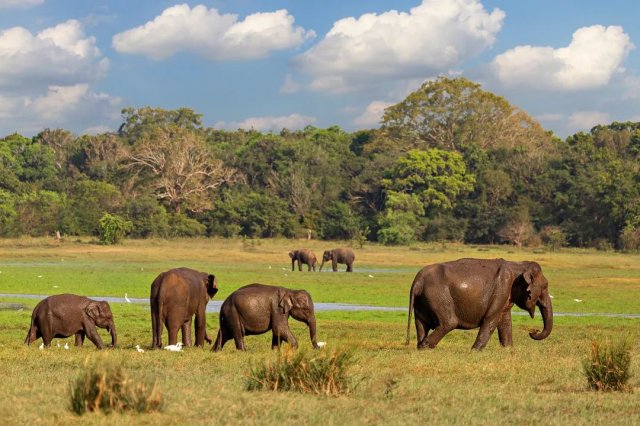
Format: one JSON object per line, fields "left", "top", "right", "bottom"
{"left": 0, "top": 237, "right": 639, "bottom": 424}
{"left": 583, "top": 338, "right": 632, "bottom": 392}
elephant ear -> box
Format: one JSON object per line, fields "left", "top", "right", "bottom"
{"left": 289, "top": 251, "right": 296, "bottom": 259}
{"left": 85, "top": 302, "right": 101, "bottom": 321}
{"left": 206, "top": 274, "right": 218, "bottom": 297}
{"left": 278, "top": 293, "right": 293, "bottom": 314}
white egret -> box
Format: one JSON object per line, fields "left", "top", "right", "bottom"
{"left": 135, "top": 345, "right": 145, "bottom": 353}
{"left": 125, "top": 293, "right": 131, "bottom": 303}
{"left": 39, "top": 343, "right": 44, "bottom": 350}
{"left": 64, "top": 342, "right": 69, "bottom": 350}
{"left": 317, "top": 342, "right": 326, "bottom": 348}
{"left": 164, "top": 342, "right": 183, "bottom": 352}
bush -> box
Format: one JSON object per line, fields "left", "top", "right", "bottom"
{"left": 619, "top": 224, "right": 640, "bottom": 251}
{"left": 582, "top": 338, "right": 632, "bottom": 392}
{"left": 539, "top": 226, "right": 568, "bottom": 251}
{"left": 168, "top": 213, "right": 206, "bottom": 237}
{"left": 98, "top": 213, "right": 132, "bottom": 245}
{"left": 69, "top": 360, "right": 163, "bottom": 415}
{"left": 245, "top": 349, "right": 355, "bottom": 396}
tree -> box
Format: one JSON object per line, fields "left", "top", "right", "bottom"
{"left": 127, "top": 126, "right": 241, "bottom": 213}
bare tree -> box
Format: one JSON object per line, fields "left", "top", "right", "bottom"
{"left": 127, "top": 126, "right": 242, "bottom": 213}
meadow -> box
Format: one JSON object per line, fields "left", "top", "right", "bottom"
{"left": 0, "top": 237, "right": 639, "bottom": 425}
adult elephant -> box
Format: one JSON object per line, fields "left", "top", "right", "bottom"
{"left": 406, "top": 258, "right": 553, "bottom": 350}
{"left": 150, "top": 267, "right": 218, "bottom": 348}
{"left": 25, "top": 294, "right": 117, "bottom": 349}
{"left": 319, "top": 248, "right": 355, "bottom": 272}
{"left": 289, "top": 249, "right": 317, "bottom": 272}
{"left": 212, "top": 283, "right": 319, "bottom": 351}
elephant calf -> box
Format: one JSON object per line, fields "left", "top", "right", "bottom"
{"left": 212, "top": 283, "right": 319, "bottom": 351}
{"left": 25, "top": 294, "right": 117, "bottom": 349}
{"left": 320, "top": 248, "right": 355, "bottom": 272}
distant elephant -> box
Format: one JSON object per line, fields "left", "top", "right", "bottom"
{"left": 320, "top": 248, "right": 355, "bottom": 272}
{"left": 289, "top": 249, "right": 317, "bottom": 272}
{"left": 406, "top": 258, "right": 553, "bottom": 350}
{"left": 150, "top": 267, "right": 218, "bottom": 348}
{"left": 25, "top": 294, "right": 117, "bottom": 349}
{"left": 212, "top": 283, "right": 319, "bottom": 351}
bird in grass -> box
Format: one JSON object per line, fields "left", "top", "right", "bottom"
{"left": 64, "top": 342, "right": 69, "bottom": 350}
{"left": 317, "top": 342, "right": 326, "bottom": 348}
{"left": 368, "top": 274, "right": 374, "bottom": 278}
{"left": 574, "top": 299, "right": 583, "bottom": 303}
{"left": 135, "top": 345, "right": 145, "bottom": 353}
{"left": 56, "top": 342, "right": 60, "bottom": 348}
{"left": 125, "top": 293, "right": 131, "bottom": 303}
{"left": 164, "top": 342, "right": 183, "bottom": 352}
{"left": 39, "top": 343, "right": 44, "bottom": 350}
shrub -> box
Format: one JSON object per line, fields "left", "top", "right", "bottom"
{"left": 69, "top": 360, "right": 163, "bottom": 415}
{"left": 245, "top": 348, "right": 355, "bottom": 396}
{"left": 539, "top": 226, "right": 567, "bottom": 251}
{"left": 619, "top": 224, "right": 640, "bottom": 251}
{"left": 98, "top": 213, "right": 132, "bottom": 245}
{"left": 582, "top": 338, "right": 632, "bottom": 391}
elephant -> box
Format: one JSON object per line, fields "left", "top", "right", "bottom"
{"left": 319, "top": 248, "right": 355, "bottom": 272}
{"left": 289, "top": 249, "right": 317, "bottom": 272}
{"left": 212, "top": 283, "right": 319, "bottom": 351}
{"left": 24, "top": 294, "right": 117, "bottom": 349}
{"left": 150, "top": 267, "right": 218, "bottom": 348}
{"left": 406, "top": 258, "right": 553, "bottom": 350}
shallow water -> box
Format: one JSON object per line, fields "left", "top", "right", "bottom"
{"left": 2, "top": 293, "right": 640, "bottom": 317}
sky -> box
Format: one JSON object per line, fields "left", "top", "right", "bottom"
{"left": 0, "top": 0, "right": 638, "bottom": 138}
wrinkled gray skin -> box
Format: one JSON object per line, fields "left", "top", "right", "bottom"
{"left": 150, "top": 267, "right": 218, "bottom": 348}
{"left": 406, "top": 258, "right": 553, "bottom": 350}
{"left": 319, "top": 248, "right": 355, "bottom": 272}
{"left": 289, "top": 249, "right": 317, "bottom": 272}
{"left": 25, "top": 294, "right": 117, "bottom": 349}
{"left": 212, "top": 283, "right": 319, "bottom": 351}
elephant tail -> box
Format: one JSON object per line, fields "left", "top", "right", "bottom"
{"left": 24, "top": 314, "right": 37, "bottom": 345}
{"left": 405, "top": 289, "right": 415, "bottom": 346}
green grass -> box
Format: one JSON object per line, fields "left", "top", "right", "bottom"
{"left": 0, "top": 238, "right": 639, "bottom": 424}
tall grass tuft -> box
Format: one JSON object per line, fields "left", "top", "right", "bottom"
{"left": 245, "top": 348, "right": 355, "bottom": 396}
{"left": 69, "top": 359, "right": 163, "bottom": 415}
{"left": 582, "top": 338, "right": 632, "bottom": 392}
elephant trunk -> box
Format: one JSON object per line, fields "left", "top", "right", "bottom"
{"left": 308, "top": 316, "right": 319, "bottom": 349}
{"left": 109, "top": 321, "right": 117, "bottom": 347}
{"left": 319, "top": 260, "right": 325, "bottom": 272}
{"left": 529, "top": 290, "right": 553, "bottom": 341}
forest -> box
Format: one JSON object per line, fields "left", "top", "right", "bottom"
{"left": 1, "top": 77, "right": 639, "bottom": 250}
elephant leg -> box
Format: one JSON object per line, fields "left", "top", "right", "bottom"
{"left": 346, "top": 262, "right": 353, "bottom": 272}
{"left": 298, "top": 260, "right": 302, "bottom": 272}
{"left": 274, "top": 325, "right": 298, "bottom": 349}
{"left": 166, "top": 316, "right": 181, "bottom": 346}
{"left": 232, "top": 327, "right": 245, "bottom": 351}
{"left": 415, "top": 319, "right": 428, "bottom": 349}
{"left": 40, "top": 322, "right": 53, "bottom": 347}
{"left": 212, "top": 328, "right": 231, "bottom": 352}
{"left": 424, "top": 317, "right": 456, "bottom": 349}
{"left": 497, "top": 311, "right": 513, "bottom": 347}
{"left": 472, "top": 317, "right": 501, "bottom": 350}
{"left": 332, "top": 260, "right": 338, "bottom": 272}
{"left": 271, "top": 333, "right": 280, "bottom": 349}
{"left": 75, "top": 331, "right": 85, "bottom": 347}
{"left": 84, "top": 325, "right": 105, "bottom": 349}
{"left": 181, "top": 320, "right": 193, "bottom": 347}
{"left": 307, "top": 263, "right": 311, "bottom": 272}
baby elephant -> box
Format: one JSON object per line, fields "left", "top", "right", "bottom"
{"left": 212, "top": 283, "right": 319, "bottom": 351}
{"left": 25, "top": 294, "right": 117, "bottom": 349}
{"left": 289, "top": 249, "right": 317, "bottom": 272}
{"left": 320, "top": 248, "right": 355, "bottom": 272}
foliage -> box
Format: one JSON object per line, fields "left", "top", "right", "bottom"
{"left": 245, "top": 348, "right": 356, "bottom": 396}
{"left": 69, "top": 359, "right": 163, "bottom": 415}
{"left": 98, "top": 213, "right": 132, "bottom": 245}
{"left": 582, "top": 338, "right": 632, "bottom": 392}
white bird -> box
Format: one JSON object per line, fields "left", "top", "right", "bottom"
{"left": 317, "top": 341, "right": 326, "bottom": 348}
{"left": 39, "top": 343, "right": 44, "bottom": 350}
{"left": 281, "top": 267, "right": 287, "bottom": 271}
{"left": 164, "top": 342, "right": 183, "bottom": 352}
{"left": 135, "top": 345, "right": 145, "bottom": 353}
{"left": 64, "top": 342, "right": 69, "bottom": 350}
{"left": 574, "top": 299, "right": 583, "bottom": 303}
{"left": 268, "top": 265, "right": 272, "bottom": 270}
{"left": 53, "top": 285, "right": 59, "bottom": 288}
{"left": 549, "top": 294, "right": 554, "bottom": 299}
{"left": 125, "top": 293, "right": 131, "bottom": 303}
{"left": 57, "top": 342, "right": 60, "bottom": 348}
{"left": 368, "top": 274, "right": 374, "bottom": 278}
{"left": 37, "top": 275, "right": 43, "bottom": 278}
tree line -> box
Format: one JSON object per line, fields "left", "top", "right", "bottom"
{"left": 1, "top": 77, "right": 639, "bottom": 250}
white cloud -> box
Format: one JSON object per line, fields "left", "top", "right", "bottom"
{"left": 0, "top": 20, "right": 109, "bottom": 93}
{"left": 492, "top": 25, "right": 634, "bottom": 91}
{"left": 568, "top": 111, "right": 610, "bottom": 132}
{"left": 0, "top": 0, "right": 43, "bottom": 9}
{"left": 215, "top": 113, "right": 317, "bottom": 132}
{"left": 112, "top": 5, "right": 314, "bottom": 60}
{"left": 295, "top": 0, "right": 504, "bottom": 93}
{"left": 353, "top": 101, "right": 394, "bottom": 127}
{"left": 0, "top": 85, "right": 122, "bottom": 136}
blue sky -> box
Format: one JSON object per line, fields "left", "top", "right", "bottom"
{"left": 0, "top": 0, "right": 638, "bottom": 138}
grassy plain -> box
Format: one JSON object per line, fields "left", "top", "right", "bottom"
{"left": 0, "top": 237, "right": 639, "bottom": 425}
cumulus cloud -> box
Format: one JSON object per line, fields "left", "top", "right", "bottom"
{"left": 112, "top": 5, "right": 315, "bottom": 60}
{"left": 0, "top": 85, "right": 122, "bottom": 136}
{"left": 215, "top": 113, "right": 317, "bottom": 132}
{"left": 295, "top": 0, "right": 504, "bottom": 93}
{"left": 0, "top": 20, "right": 109, "bottom": 94}
{"left": 568, "top": 111, "right": 610, "bottom": 132}
{"left": 492, "top": 25, "right": 634, "bottom": 91}
{"left": 353, "top": 101, "right": 394, "bottom": 127}
{"left": 0, "top": 0, "right": 43, "bottom": 9}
